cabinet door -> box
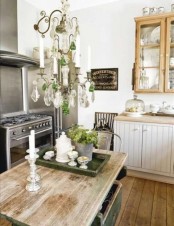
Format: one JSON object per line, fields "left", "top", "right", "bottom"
{"left": 142, "top": 124, "right": 173, "bottom": 173}
{"left": 114, "top": 121, "right": 142, "bottom": 168}
{"left": 135, "top": 18, "right": 165, "bottom": 92}
{"left": 165, "top": 16, "right": 174, "bottom": 92}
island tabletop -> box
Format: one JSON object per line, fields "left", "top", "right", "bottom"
{"left": 0, "top": 149, "right": 127, "bottom": 226}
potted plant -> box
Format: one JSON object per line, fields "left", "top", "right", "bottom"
{"left": 67, "top": 125, "right": 98, "bottom": 161}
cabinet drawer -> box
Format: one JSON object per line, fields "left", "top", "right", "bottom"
{"left": 91, "top": 180, "right": 122, "bottom": 226}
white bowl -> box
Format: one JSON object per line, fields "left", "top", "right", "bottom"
{"left": 150, "top": 104, "right": 160, "bottom": 113}
{"left": 45, "top": 151, "right": 54, "bottom": 158}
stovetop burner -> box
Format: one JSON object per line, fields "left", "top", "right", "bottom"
{"left": 0, "top": 114, "right": 50, "bottom": 127}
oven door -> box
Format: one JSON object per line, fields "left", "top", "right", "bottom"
{"left": 10, "top": 129, "right": 53, "bottom": 168}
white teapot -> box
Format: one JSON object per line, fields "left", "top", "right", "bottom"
{"left": 55, "top": 132, "right": 72, "bottom": 163}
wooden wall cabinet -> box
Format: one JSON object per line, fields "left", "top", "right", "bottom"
{"left": 114, "top": 120, "right": 174, "bottom": 178}
{"left": 134, "top": 13, "right": 174, "bottom": 93}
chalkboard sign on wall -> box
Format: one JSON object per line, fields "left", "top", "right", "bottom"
{"left": 91, "top": 68, "right": 118, "bottom": 91}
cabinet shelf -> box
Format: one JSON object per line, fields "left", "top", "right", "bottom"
{"left": 140, "top": 66, "right": 159, "bottom": 69}
{"left": 135, "top": 14, "right": 174, "bottom": 93}
{"left": 140, "top": 44, "right": 160, "bottom": 49}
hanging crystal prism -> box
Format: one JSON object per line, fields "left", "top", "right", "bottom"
{"left": 53, "top": 91, "right": 63, "bottom": 108}
{"left": 31, "top": 80, "right": 40, "bottom": 102}
{"left": 69, "top": 89, "right": 76, "bottom": 107}
{"left": 44, "top": 89, "right": 52, "bottom": 106}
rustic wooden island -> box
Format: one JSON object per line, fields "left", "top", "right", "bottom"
{"left": 0, "top": 149, "right": 127, "bottom": 226}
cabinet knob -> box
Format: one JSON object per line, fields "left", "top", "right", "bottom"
{"left": 133, "top": 128, "right": 139, "bottom": 131}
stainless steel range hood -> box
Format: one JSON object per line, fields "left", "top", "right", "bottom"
{"left": 0, "top": 50, "right": 39, "bottom": 67}
{"left": 0, "top": 0, "right": 39, "bottom": 68}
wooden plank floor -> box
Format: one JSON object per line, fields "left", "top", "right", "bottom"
{"left": 115, "top": 176, "right": 174, "bottom": 226}
{"left": 1, "top": 176, "right": 174, "bottom": 226}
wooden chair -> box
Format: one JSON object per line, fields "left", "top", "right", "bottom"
{"left": 97, "top": 131, "right": 122, "bottom": 152}
{"left": 94, "top": 112, "right": 118, "bottom": 150}
{"left": 94, "top": 112, "right": 118, "bottom": 132}
{"left": 96, "top": 127, "right": 127, "bottom": 181}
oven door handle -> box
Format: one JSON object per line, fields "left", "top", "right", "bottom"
{"left": 12, "top": 128, "right": 52, "bottom": 141}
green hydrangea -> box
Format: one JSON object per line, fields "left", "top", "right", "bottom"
{"left": 68, "top": 125, "right": 98, "bottom": 145}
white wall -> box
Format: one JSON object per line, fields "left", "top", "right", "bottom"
{"left": 17, "top": 0, "right": 39, "bottom": 56}
{"left": 73, "top": 0, "right": 174, "bottom": 128}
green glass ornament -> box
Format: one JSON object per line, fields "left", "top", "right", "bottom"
{"left": 89, "top": 83, "right": 95, "bottom": 92}
{"left": 70, "top": 41, "right": 76, "bottom": 50}
{"left": 60, "top": 56, "right": 67, "bottom": 66}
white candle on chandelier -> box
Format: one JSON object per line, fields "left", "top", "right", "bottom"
{"left": 87, "top": 45, "right": 91, "bottom": 71}
{"left": 53, "top": 57, "right": 58, "bottom": 74}
{"left": 75, "top": 35, "right": 81, "bottom": 67}
{"left": 40, "top": 37, "right": 44, "bottom": 68}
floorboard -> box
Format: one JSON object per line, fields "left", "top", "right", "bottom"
{"left": 115, "top": 176, "right": 174, "bottom": 226}
{"left": 167, "top": 184, "right": 174, "bottom": 226}
{"left": 135, "top": 180, "right": 155, "bottom": 226}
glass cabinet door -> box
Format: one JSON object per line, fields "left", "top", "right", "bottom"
{"left": 135, "top": 19, "right": 165, "bottom": 92}
{"left": 165, "top": 17, "right": 174, "bottom": 92}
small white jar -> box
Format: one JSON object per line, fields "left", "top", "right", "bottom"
{"left": 150, "top": 7, "right": 158, "bottom": 15}
{"left": 158, "top": 7, "right": 165, "bottom": 14}
{"left": 142, "top": 7, "right": 150, "bottom": 16}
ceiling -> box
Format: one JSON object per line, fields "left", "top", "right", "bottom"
{"left": 25, "top": 0, "right": 120, "bottom": 11}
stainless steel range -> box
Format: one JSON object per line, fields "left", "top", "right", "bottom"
{"left": 0, "top": 114, "right": 53, "bottom": 173}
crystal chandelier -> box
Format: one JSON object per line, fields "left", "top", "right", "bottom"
{"left": 31, "top": 0, "right": 95, "bottom": 115}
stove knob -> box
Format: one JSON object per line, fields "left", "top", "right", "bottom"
{"left": 22, "top": 129, "right": 26, "bottom": 132}
{"left": 35, "top": 125, "right": 39, "bottom": 129}
{"left": 13, "top": 131, "right": 16, "bottom": 135}
{"left": 42, "top": 123, "right": 45, "bottom": 126}
{"left": 39, "top": 124, "right": 42, "bottom": 127}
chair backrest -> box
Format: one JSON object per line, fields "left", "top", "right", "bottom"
{"left": 97, "top": 131, "right": 122, "bottom": 152}
{"left": 94, "top": 112, "right": 118, "bottom": 132}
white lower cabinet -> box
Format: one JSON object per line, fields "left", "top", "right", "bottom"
{"left": 142, "top": 124, "right": 172, "bottom": 174}
{"left": 114, "top": 120, "right": 174, "bottom": 177}
{"left": 114, "top": 121, "right": 142, "bottom": 168}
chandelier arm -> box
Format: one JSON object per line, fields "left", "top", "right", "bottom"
{"left": 34, "top": 9, "right": 62, "bottom": 36}
{"left": 71, "top": 17, "right": 78, "bottom": 26}
{"left": 69, "top": 34, "right": 74, "bottom": 45}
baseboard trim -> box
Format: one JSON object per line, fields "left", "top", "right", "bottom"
{"left": 127, "top": 169, "right": 174, "bottom": 184}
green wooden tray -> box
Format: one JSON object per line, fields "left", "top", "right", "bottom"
{"left": 36, "top": 147, "right": 111, "bottom": 177}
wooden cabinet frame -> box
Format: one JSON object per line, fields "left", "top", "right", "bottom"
{"left": 134, "top": 13, "right": 174, "bottom": 93}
